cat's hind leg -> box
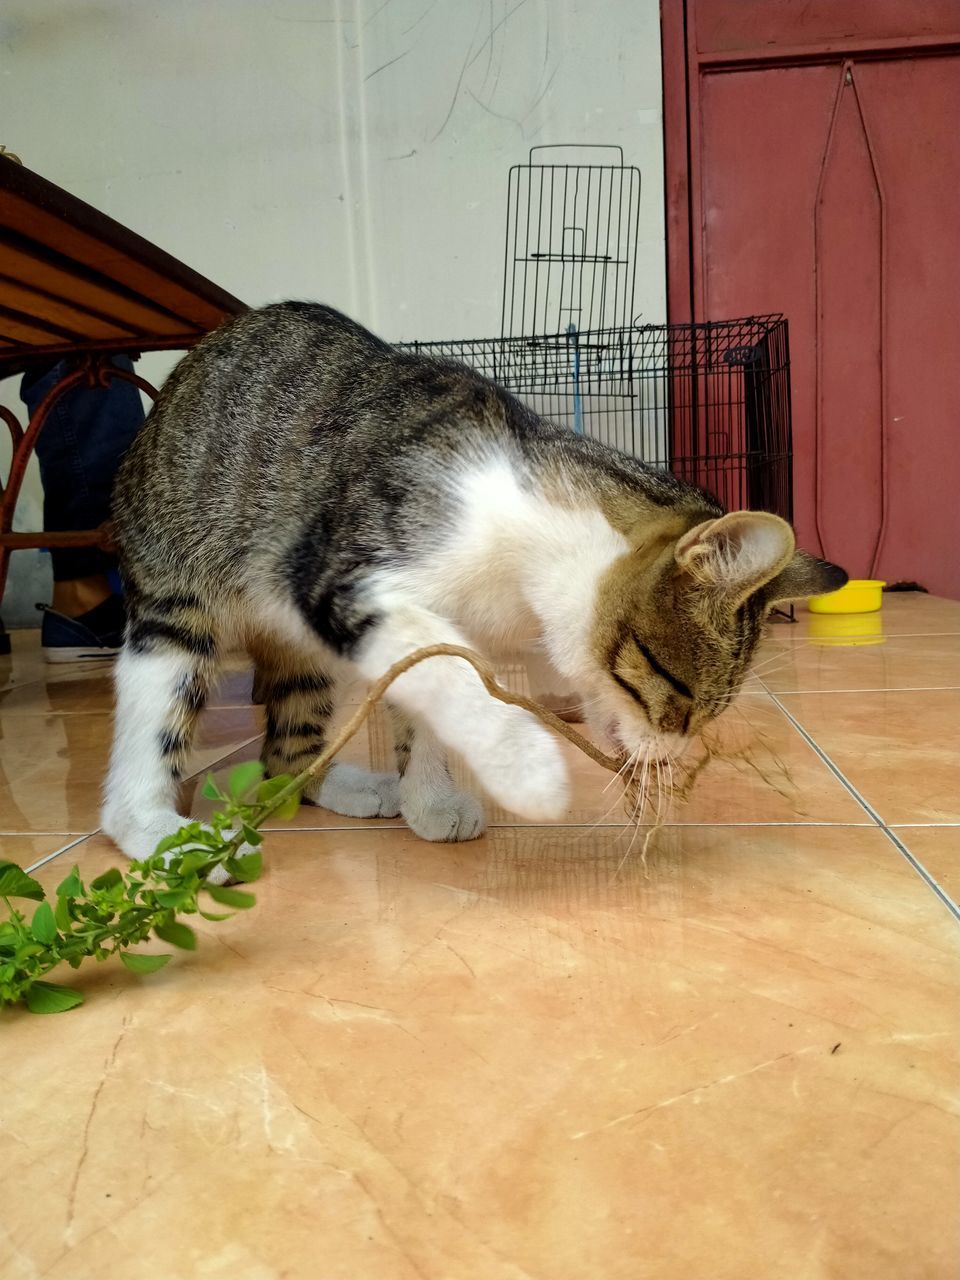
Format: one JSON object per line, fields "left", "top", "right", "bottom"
{"left": 257, "top": 659, "right": 400, "bottom": 818}
{"left": 389, "top": 707, "right": 485, "bottom": 842}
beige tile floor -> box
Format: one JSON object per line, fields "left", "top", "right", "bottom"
{"left": 1, "top": 595, "right": 958, "bottom": 1280}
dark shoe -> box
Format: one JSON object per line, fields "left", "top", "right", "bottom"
{"left": 38, "top": 595, "right": 126, "bottom": 663}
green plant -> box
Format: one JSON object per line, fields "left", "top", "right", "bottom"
{"left": 0, "top": 761, "right": 301, "bottom": 1014}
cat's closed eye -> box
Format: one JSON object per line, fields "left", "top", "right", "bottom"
{"left": 611, "top": 669, "right": 653, "bottom": 713}
{"left": 631, "top": 634, "right": 693, "bottom": 700}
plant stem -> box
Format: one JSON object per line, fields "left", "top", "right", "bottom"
{"left": 244, "top": 643, "right": 623, "bottom": 836}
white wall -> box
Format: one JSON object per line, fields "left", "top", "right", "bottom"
{"left": 1, "top": 0, "right": 665, "bottom": 625}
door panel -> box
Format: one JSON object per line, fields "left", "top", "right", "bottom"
{"left": 664, "top": 2, "right": 960, "bottom": 596}
{"left": 855, "top": 56, "right": 960, "bottom": 591}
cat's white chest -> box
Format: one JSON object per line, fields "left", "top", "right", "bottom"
{"left": 428, "top": 456, "right": 628, "bottom": 659}
{"left": 365, "top": 454, "right": 627, "bottom": 674}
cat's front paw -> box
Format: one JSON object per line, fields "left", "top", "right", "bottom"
{"left": 102, "top": 806, "right": 258, "bottom": 886}
{"left": 308, "top": 763, "right": 401, "bottom": 819}
{"left": 402, "top": 784, "right": 486, "bottom": 842}
{"left": 475, "top": 707, "right": 569, "bottom": 822}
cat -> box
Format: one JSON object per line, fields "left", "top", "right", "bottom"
{"left": 102, "top": 301, "right": 846, "bottom": 864}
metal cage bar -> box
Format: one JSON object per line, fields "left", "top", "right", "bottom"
{"left": 399, "top": 315, "right": 793, "bottom": 522}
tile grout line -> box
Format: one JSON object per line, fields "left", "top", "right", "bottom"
{"left": 0, "top": 830, "right": 93, "bottom": 837}
{"left": 16, "top": 736, "right": 265, "bottom": 874}
{"left": 769, "top": 692, "right": 960, "bottom": 924}
{"left": 25, "top": 832, "right": 96, "bottom": 875}
{"left": 255, "top": 820, "right": 878, "bottom": 832}
{"left": 889, "top": 823, "right": 960, "bottom": 829}
{"left": 0, "top": 703, "right": 257, "bottom": 718}
{"left": 182, "top": 734, "right": 263, "bottom": 784}
{"left": 763, "top": 629, "right": 960, "bottom": 641}
{"left": 765, "top": 685, "right": 960, "bottom": 696}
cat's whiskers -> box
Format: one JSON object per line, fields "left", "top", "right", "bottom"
{"left": 599, "top": 740, "right": 651, "bottom": 828}
{"left": 538, "top": 693, "right": 609, "bottom": 720}
{"left": 749, "top": 649, "right": 792, "bottom": 672}
{"left": 616, "top": 747, "right": 651, "bottom": 872}
{"left": 753, "top": 646, "right": 796, "bottom": 664}
{"left": 602, "top": 745, "right": 639, "bottom": 795}
{"left": 746, "top": 655, "right": 794, "bottom": 680}
{"left": 590, "top": 748, "right": 642, "bottom": 828}
{"left": 628, "top": 743, "right": 649, "bottom": 797}
{"left": 639, "top": 759, "right": 669, "bottom": 867}
{"left": 616, "top": 737, "right": 679, "bottom": 873}
{"left": 586, "top": 747, "right": 647, "bottom": 829}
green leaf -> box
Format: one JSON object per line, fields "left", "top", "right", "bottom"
{"left": 154, "top": 890, "right": 191, "bottom": 910}
{"left": 90, "top": 867, "right": 123, "bottom": 892}
{"left": 167, "top": 826, "right": 218, "bottom": 852}
{"left": 276, "top": 793, "right": 300, "bottom": 821}
{"left": 24, "top": 981, "right": 84, "bottom": 1014}
{"left": 0, "top": 861, "right": 45, "bottom": 902}
{"left": 206, "top": 884, "right": 256, "bottom": 909}
{"left": 177, "top": 851, "right": 213, "bottom": 876}
{"left": 30, "top": 901, "right": 58, "bottom": 945}
{"left": 227, "top": 850, "right": 262, "bottom": 883}
{"left": 199, "top": 908, "right": 234, "bottom": 921}
{"left": 256, "top": 776, "right": 290, "bottom": 802}
{"left": 153, "top": 920, "right": 197, "bottom": 951}
{"left": 120, "top": 951, "right": 172, "bottom": 974}
{"left": 201, "top": 774, "right": 225, "bottom": 801}
{"left": 229, "top": 760, "right": 265, "bottom": 799}
{"left": 152, "top": 832, "right": 184, "bottom": 857}
{"left": 240, "top": 824, "right": 263, "bottom": 847}
{"left": 55, "top": 866, "right": 83, "bottom": 898}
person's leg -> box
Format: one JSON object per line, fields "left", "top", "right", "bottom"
{"left": 21, "top": 355, "right": 145, "bottom": 658}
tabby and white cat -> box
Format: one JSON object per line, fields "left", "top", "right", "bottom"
{"left": 102, "top": 302, "right": 845, "bottom": 862}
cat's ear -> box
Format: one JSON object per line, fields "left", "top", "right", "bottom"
{"left": 765, "top": 551, "right": 848, "bottom": 604}
{"left": 675, "top": 511, "right": 795, "bottom": 605}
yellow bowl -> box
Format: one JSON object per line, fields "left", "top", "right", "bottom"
{"left": 808, "top": 579, "right": 886, "bottom": 614}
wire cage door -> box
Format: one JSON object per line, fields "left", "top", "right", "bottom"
{"left": 500, "top": 145, "right": 642, "bottom": 339}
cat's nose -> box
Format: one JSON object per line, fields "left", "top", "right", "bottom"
{"left": 658, "top": 698, "right": 692, "bottom": 736}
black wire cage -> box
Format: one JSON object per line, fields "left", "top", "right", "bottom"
{"left": 401, "top": 145, "right": 792, "bottom": 521}
{"left": 400, "top": 315, "right": 793, "bottom": 521}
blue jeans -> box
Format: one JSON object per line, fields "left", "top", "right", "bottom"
{"left": 20, "top": 356, "right": 145, "bottom": 582}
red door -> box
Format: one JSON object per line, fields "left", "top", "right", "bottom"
{"left": 663, "top": 1, "right": 960, "bottom": 596}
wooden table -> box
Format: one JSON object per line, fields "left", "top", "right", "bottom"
{"left": 0, "top": 156, "right": 246, "bottom": 644}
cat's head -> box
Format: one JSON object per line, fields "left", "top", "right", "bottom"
{"left": 588, "top": 511, "right": 846, "bottom": 757}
